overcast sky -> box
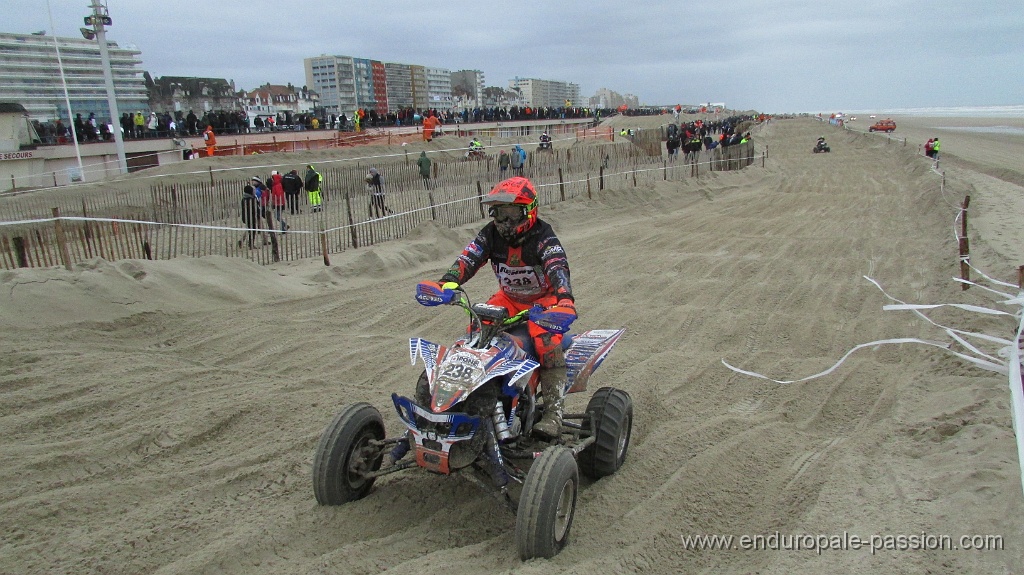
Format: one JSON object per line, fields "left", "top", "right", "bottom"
{"left": 9, "top": 0, "right": 1024, "bottom": 113}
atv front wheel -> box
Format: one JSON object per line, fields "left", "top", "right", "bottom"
{"left": 516, "top": 446, "right": 579, "bottom": 560}
{"left": 579, "top": 387, "right": 633, "bottom": 479}
{"left": 312, "top": 402, "right": 385, "bottom": 505}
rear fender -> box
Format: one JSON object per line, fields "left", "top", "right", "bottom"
{"left": 563, "top": 329, "right": 626, "bottom": 393}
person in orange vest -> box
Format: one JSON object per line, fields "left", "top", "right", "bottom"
{"left": 422, "top": 113, "right": 438, "bottom": 142}
{"left": 203, "top": 125, "right": 216, "bottom": 157}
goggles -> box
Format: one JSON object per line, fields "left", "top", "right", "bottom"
{"left": 488, "top": 204, "right": 526, "bottom": 223}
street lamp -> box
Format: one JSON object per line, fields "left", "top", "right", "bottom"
{"left": 83, "top": 0, "right": 127, "bottom": 175}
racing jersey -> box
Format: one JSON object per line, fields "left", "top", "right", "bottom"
{"left": 441, "top": 219, "right": 573, "bottom": 304}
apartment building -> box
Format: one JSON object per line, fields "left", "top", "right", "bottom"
{"left": 305, "top": 55, "right": 357, "bottom": 116}
{"left": 451, "top": 69, "right": 485, "bottom": 105}
{"left": 384, "top": 62, "right": 413, "bottom": 111}
{"left": 0, "top": 31, "right": 148, "bottom": 123}
{"left": 508, "top": 77, "right": 581, "bottom": 109}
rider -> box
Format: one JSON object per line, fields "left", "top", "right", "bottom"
{"left": 468, "top": 137, "right": 484, "bottom": 156}
{"left": 816, "top": 136, "right": 827, "bottom": 150}
{"left": 432, "top": 176, "right": 575, "bottom": 438}
{"left": 539, "top": 131, "right": 552, "bottom": 149}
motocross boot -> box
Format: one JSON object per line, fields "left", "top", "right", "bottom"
{"left": 533, "top": 366, "right": 566, "bottom": 439}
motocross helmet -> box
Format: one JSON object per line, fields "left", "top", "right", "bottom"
{"left": 482, "top": 177, "right": 538, "bottom": 242}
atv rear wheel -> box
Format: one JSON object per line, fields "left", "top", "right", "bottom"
{"left": 579, "top": 387, "right": 633, "bottom": 479}
{"left": 312, "top": 402, "right": 385, "bottom": 505}
{"left": 516, "top": 446, "right": 579, "bottom": 560}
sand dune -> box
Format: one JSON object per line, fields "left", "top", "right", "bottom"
{"left": 1, "top": 115, "right": 1022, "bottom": 574}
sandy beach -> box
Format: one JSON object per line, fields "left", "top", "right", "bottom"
{"left": 2, "top": 112, "right": 1023, "bottom": 574}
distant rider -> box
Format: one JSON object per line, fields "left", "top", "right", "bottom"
{"left": 428, "top": 176, "right": 576, "bottom": 438}
{"left": 468, "top": 137, "right": 484, "bottom": 157}
{"left": 539, "top": 131, "right": 552, "bottom": 150}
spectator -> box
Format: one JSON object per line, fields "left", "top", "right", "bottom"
{"left": 282, "top": 169, "right": 303, "bottom": 214}
{"left": 147, "top": 113, "right": 158, "bottom": 138}
{"left": 269, "top": 171, "right": 289, "bottom": 232}
{"left": 239, "top": 184, "right": 260, "bottom": 248}
{"left": 498, "top": 149, "right": 510, "bottom": 175}
{"left": 73, "top": 113, "right": 86, "bottom": 143}
{"left": 511, "top": 144, "right": 525, "bottom": 176}
{"left": 366, "top": 168, "right": 393, "bottom": 218}
{"left": 305, "top": 164, "right": 323, "bottom": 212}
{"left": 416, "top": 151, "right": 432, "bottom": 189}
{"left": 86, "top": 113, "right": 98, "bottom": 141}
{"left": 924, "top": 138, "right": 934, "bottom": 158}
{"left": 931, "top": 137, "right": 940, "bottom": 160}
{"left": 133, "top": 112, "right": 145, "bottom": 138}
{"left": 251, "top": 177, "right": 270, "bottom": 245}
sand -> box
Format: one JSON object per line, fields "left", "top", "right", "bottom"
{"left": 2, "top": 113, "right": 1023, "bottom": 574}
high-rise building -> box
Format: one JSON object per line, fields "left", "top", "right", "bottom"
{"left": 450, "top": 69, "right": 484, "bottom": 105}
{"left": 589, "top": 88, "right": 637, "bottom": 110}
{"left": 352, "top": 58, "right": 379, "bottom": 113}
{"left": 384, "top": 62, "right": 413, "bottom": 111}
{"left": 508, "top": 77, "right": 580, "bottom": 109}
{"left": 304, "top": 55, "right": 357, "bottom": 116}
{"left": 424, "top": 66, "right": 453, "bottom": 109}
{"left": 0, "top": 32, "right": 148, "bottom": 124}
{"left": 409, "top": 65, "right": 428, "bottom": 111}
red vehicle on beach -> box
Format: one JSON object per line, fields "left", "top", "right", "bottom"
{"left": 869, "top": 119, "right": 897, "bottom": 133}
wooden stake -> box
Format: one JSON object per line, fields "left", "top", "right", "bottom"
{"left": 52, "top": 207, "right": 72, "bottom": 271}
{"left": 320, "top": 224, "right": 330, "bottom": 266}
{"left": 961, "top": 195, "right": 970, "bottom": 238}
{"left": 959, "top": 236, "right": 970, "bottom": 290}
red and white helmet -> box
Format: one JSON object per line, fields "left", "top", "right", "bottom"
{"left": 482, "top": 177, "right": 538, "bottom": 241}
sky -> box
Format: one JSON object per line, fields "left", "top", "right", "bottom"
{"left": 8, "top": 0, "right": 1024, "bottom": 114}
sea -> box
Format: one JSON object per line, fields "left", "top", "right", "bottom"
{"left": 843, "top": 105, "right": 1024, "bottom": 118}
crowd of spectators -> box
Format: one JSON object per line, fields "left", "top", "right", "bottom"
{"left": 31, "top": 105, "right": 617, "bottom": 145}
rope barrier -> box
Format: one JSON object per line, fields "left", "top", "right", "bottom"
{"left": 721, "top": 147, "right": 1024, "bottom": 497}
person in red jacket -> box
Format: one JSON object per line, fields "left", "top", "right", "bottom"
{"left": 432, "top": 176, "right": 576, "bottom": 438}
{"left": 269, "top": 171, "right": 289, "bottom": 232}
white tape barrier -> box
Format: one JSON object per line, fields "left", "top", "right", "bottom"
{"left": 723, "top": 276, "right": 1024, "bottom": 495}
{"left": 0, "top": 148, "right": 760, "bottom": 234}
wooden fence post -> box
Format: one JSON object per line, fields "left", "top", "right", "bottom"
{"left": 959, "top": 236, "right": 970, "bottom": 290}
{"left": 476, "top": 181, "right": 485, "bottom": 219}
{"left": 263, "top": 207, "right": 279, "bottom": 262}
{"left": 587, "top": 175, "right": 592, "bottom": 200}
{"left": 558, "top": 168, "right": 565, "bottom": 201}
{"left": 345, "top": 190, "right": 358, "bottom": 249}
{"left": 599, "top": 166, "right": 604, "bottom": 190}
{"left": 12, "top": 236, "right": 28, "bottom": 268}
{"left": 320, "top": 224, "right": 330, "bottom": 266}
{"left": 961, "top": 195, "right": 970, "bottom": 238}
{"left": 52, "top": 207, "right": 72, "bottom": 271}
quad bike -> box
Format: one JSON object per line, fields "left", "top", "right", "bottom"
{"left": 465, "top": 148, "right": 487, "bottom": 160}
{"left": 537, "top": 140, "right": 553, "bottom": 152}
{"left": 312, "top": 282, "right": 631, "bottom": 560}
{"left": 813, "top": 141, "right": 831, "bottom": 153}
